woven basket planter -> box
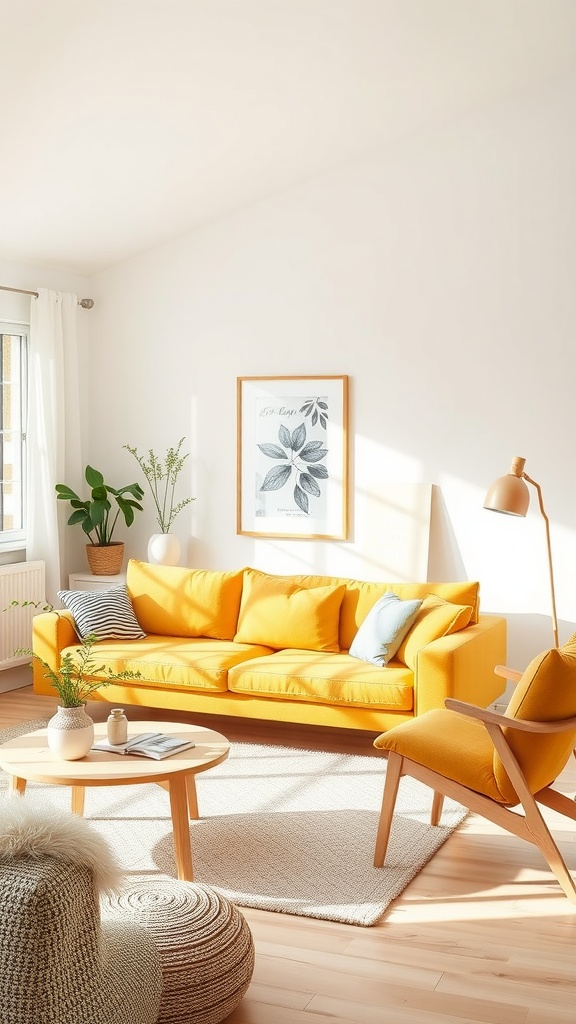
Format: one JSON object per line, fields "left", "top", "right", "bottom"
{"left": 86, "top": 542, "right": 124, "bottom": 576}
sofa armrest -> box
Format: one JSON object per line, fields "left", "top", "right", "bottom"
{"left": 32, "top": 611, "right": 79, "bottom": 696}
{"left": 413, "top": 614, "right": 507, "bottom": 716}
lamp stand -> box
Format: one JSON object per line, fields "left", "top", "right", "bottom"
{"left": 522, "top": 471, "right": 559, "bottom": 649}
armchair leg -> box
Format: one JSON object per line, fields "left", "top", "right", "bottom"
{"left": 526, "top": 797, "right": 576, "bottom": 903}
{"left": 374, "top": 751, "right": 403, "bottom": 868}
{"left": 430, "top": 791, "right": 444, "bottom": 826}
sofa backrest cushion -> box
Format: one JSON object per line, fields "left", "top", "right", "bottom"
{"left": 243, "top": 570, "right": 480, "bottom": 651}
{"left": 233, "top": 568, "right": 346, "bottom": 652}
{"left": 127, "top": 560, "right": 244, "bottom": 640}
{"left": 396, "top": 595, "right": 474, "bottom": 670}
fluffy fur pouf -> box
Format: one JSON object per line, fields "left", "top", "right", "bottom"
{"left": 0, "top": 795, "right": 123, "bottom": 896}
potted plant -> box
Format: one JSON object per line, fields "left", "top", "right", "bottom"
{"left": 7, "top": 598, "right": 141, "bottom": 759}
{"left": 56, "top": 466, "right": 145, "bottom": 575}
{"left": 124, "top": 437, "right": 195, "bottom": 565}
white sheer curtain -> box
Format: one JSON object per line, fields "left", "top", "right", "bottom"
{"left": 26, "top": 290, "right": 82, "bottom": 604}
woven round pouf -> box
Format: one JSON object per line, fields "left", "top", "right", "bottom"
{"left": 102, "top": 880, "right": 254, "bottom": 1024}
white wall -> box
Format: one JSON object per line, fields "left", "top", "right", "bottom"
{"left": 10, "top": 70, "right": 576, "bottom": 672}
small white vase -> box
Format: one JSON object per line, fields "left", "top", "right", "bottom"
{"left": 147, "top": 533, "right": 181, "bottom": 566}
{"left": 47, "top": 705, "right": 95, "bottom": 760}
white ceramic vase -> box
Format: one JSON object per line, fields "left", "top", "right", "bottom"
{"left": 47, "top": 705, "right": 95, "bottom": 760}
{"left": 147, "top": 533, "right": 181, "bottom": 566}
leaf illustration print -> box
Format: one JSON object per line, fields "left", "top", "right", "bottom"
{"left": 258, "top": 422, "right": 328, "bottom": 514}
{"left": 299, "top": 396, "right": 329, "bottom": 429}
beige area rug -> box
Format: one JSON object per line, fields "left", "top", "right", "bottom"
{"left": 0, "top": 720, "right": 466, "bottom": 927}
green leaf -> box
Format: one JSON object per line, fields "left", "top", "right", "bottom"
{"left": 85, "top": 466, "right": 104, "bottom": 488}
{"left": 67, "top": 509, "right": 88, "bottom": 526}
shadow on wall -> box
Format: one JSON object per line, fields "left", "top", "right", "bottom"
{"left": 489, "top": 612, "right": 575, "bottom": 705}
{"left": 428, "top": 485, "right": 466, "bottom": 581}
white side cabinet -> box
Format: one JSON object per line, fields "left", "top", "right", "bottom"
{"left": 68, "top": 571, "right": 127, "bottom": 593}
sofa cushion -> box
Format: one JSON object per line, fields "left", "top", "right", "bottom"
{"left": 396, "top": 595, "right": 473, "bottom": 670}
{"left": 241, "top": 570, "right": 480, "bottom": 650}
{"left": 228, "top": 650, "right": 414, "bottom": 710}
{"left": 61, "top": 636, "right": 273, "bottom": 693}
{"left": 233, "top": 569, "right": 346, "bottom": 652}
{"left": 349, "top": 591, "right": 422, "bottom": 667}
{"left": 126, "top": 560, "right": 244, "bottom": 640}
{"left": 57, "top": 586, "right": 146, "bottom": 641}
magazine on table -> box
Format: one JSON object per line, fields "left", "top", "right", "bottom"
{"left": 92, "top": 732, "right": 196, "bottom": 760}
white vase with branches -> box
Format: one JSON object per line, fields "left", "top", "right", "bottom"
{"left": 124, "top": 437, "right": 195, "bottom": 565}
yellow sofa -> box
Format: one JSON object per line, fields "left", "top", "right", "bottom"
{"left": 32, "top": 560, "right": 507, "bottom": 733}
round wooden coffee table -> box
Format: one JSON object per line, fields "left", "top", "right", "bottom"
{"left": 0, "top": 720, "right": 230, "bottom": 882}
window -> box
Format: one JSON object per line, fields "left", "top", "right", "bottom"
{"left": 0, "top": 323, "right": 28, "bottom": 543}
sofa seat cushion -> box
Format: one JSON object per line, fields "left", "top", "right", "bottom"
{"left": 61, "top": 636, "right": 274, "bottom": 693}
{"left": 228, "top": 650, "right": 414, "bottom": 710}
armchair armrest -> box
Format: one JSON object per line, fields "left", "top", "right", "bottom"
{"left": 445, "top": 697, "right": 576, "bottom": 734}
{"left": 494, "top": 664, "right": 523, "bottom": 683}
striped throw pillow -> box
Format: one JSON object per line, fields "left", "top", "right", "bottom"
{"left": 57, "top": 586, "right": 146, "bottom": 641}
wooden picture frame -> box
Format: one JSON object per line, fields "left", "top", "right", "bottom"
{"left": 237, "top": 375, "right": 349, "bottom": 539}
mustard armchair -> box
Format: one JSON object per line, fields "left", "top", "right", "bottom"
{"left": 372, "top": 639, "right": 576, "bottom": 902}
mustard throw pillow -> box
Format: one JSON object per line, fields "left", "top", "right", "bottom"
{"left": 234, "top": 570, "right": 346, "bottom": 652}
{"left": 126, "top": 560, "right": 244, "bottom": 639}
{"left": 348, "top": 590, "right": 422, "bottom": 667}
{"left": 396, "top": 594, "right": 473, "bottom": 670}
{"left": 494, "top": 646, "right": 576, "bottom": 802}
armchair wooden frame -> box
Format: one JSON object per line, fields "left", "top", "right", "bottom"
{"left": 374, "top": 666, "right": 576, "bottom": 902}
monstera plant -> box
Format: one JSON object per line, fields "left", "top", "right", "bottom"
{"left": 56, "top": 465, "right": 144, "bottom": 575}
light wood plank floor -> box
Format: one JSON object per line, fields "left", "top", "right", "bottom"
{"left": 1, "top": 685, "right": 575, "bottom": 1024}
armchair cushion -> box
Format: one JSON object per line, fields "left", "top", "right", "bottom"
{"left": 375, "top": 641, "right": 576, "bottom": 806}
{"left": 496, "top": 645, "right": 576, "bottom": 801}
{"left": 374, "top": 708, "right": 505, "bottom": 801}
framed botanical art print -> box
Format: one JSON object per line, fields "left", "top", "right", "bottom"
{"left": 237, "top": 375, "right": 349, "bottom": 539}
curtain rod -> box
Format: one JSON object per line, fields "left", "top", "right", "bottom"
{"left": 0, "top": 284, "right": 94, "bottom": 309}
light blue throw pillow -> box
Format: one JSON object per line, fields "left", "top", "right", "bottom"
{"left": 348, "top": 591, "right": 422, "bottom": 667}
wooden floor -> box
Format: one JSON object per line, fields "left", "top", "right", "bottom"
{"left": 2, "top": 685, "right": 575, "bottom": 1024}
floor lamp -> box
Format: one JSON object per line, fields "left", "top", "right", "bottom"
{"left": 484, "top": 456, "right": 559, "bottom": 649}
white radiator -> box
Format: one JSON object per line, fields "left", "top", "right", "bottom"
{"left": 0, "top": 561, "right": 46, "bottom": 669}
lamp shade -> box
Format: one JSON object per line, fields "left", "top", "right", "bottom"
{"left": 484, "top": 456, "right": 530, "bottom": 517}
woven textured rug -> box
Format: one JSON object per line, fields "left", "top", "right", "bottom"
{"left": 0, "top": 720, "right": 466, "bottom": 926}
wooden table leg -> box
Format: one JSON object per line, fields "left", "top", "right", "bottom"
{"left": 168, "top": 775, "right": 194, "bottom": 881}
{"left": 186, "top": 774, "right": 199, "bottom": 819}
{"left": 71, "top": 786, "right": 86, "bottom": 816}
{"left": 8, "top": 775, "right": 26, "bottom": 796}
